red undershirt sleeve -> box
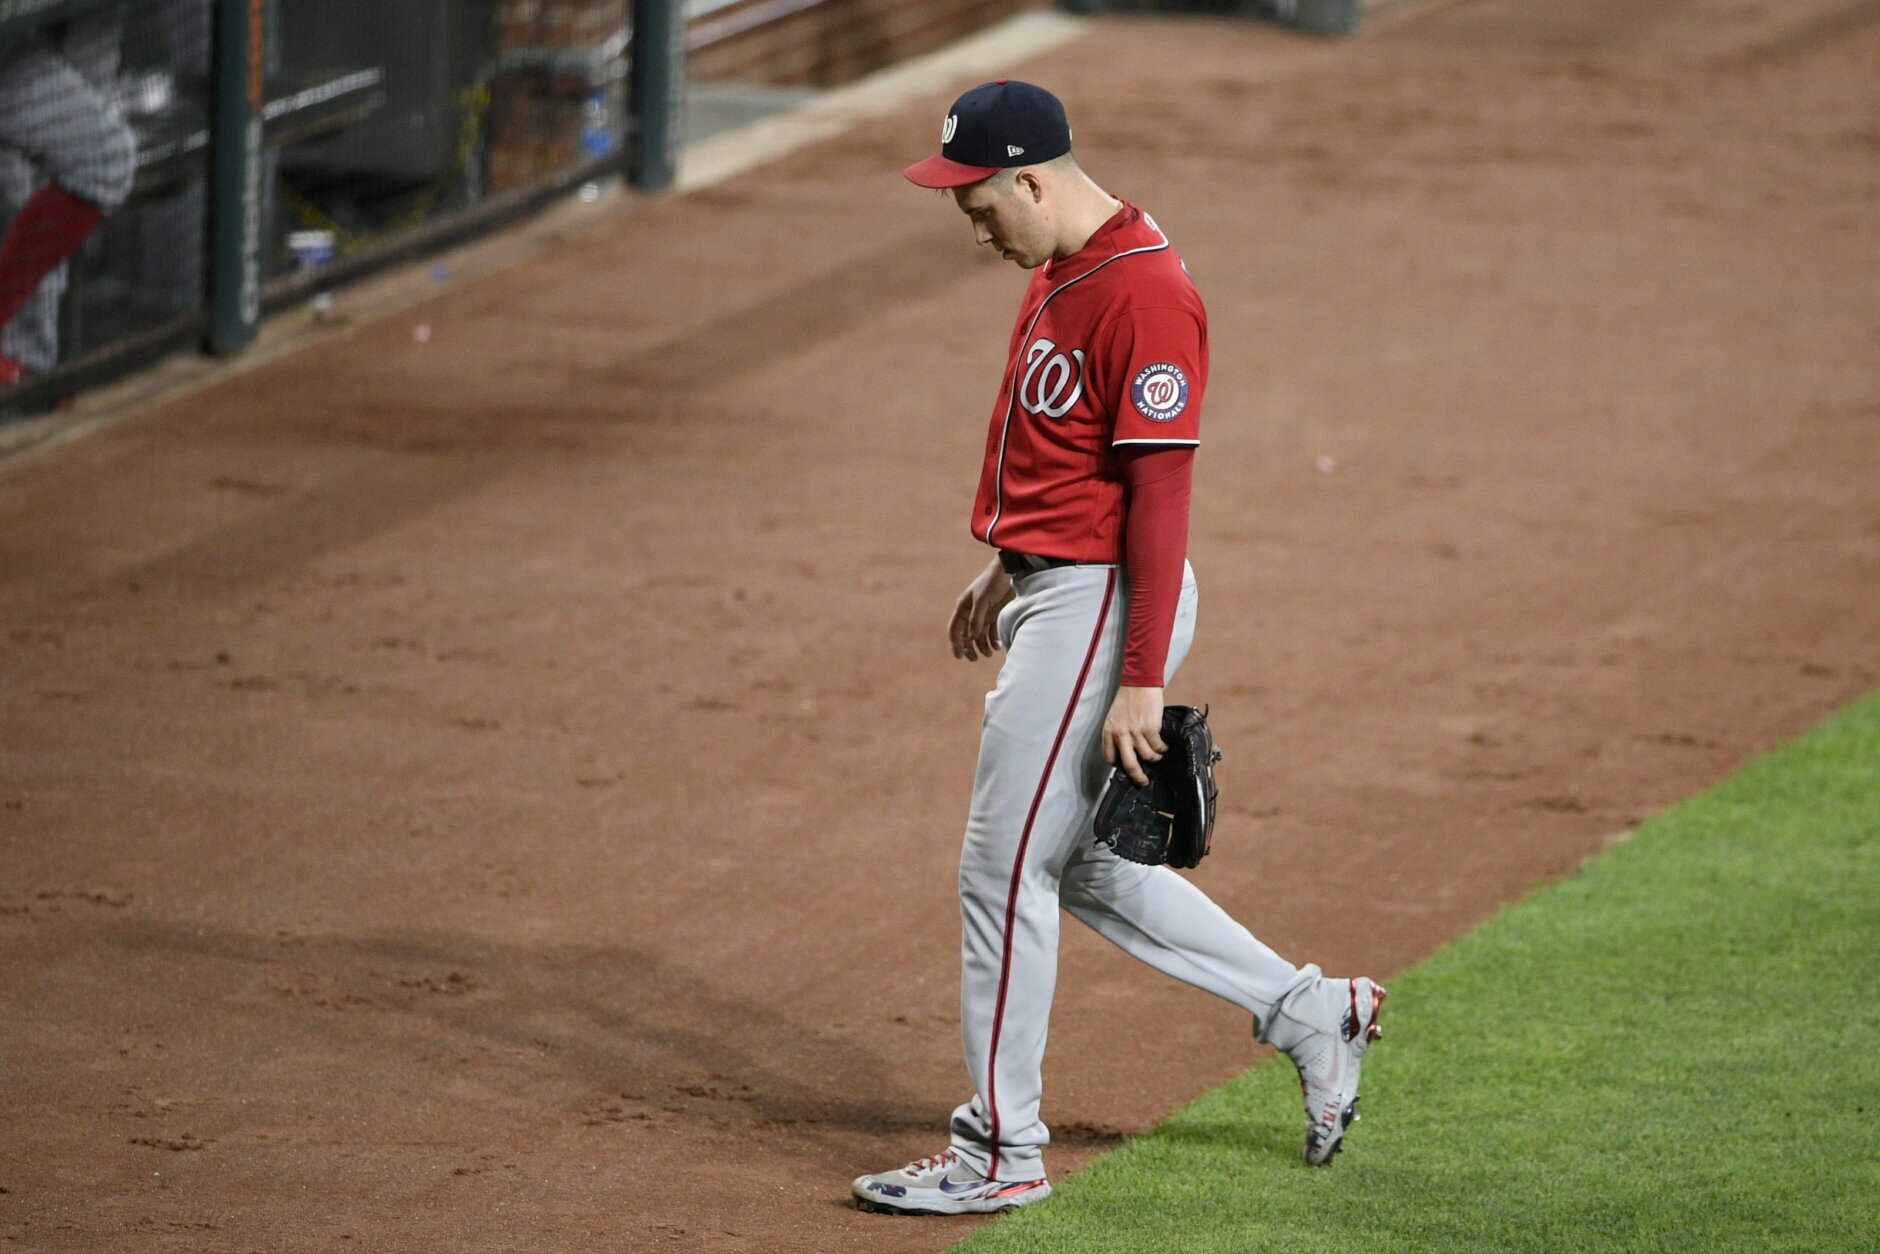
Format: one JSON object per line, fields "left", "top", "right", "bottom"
{"left": 1119, "top": 444, "right": 1195, "bottom": 688}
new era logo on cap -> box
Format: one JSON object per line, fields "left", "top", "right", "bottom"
{"left": 904, "top": 81, "right": 1072, "bottom": 189}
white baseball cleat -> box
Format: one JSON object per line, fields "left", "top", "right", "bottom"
{"left": 1285, "top": 976, "right": 1387, "bottom": 1165}
{"left": 851, "top": 1148, "right": 1052, "bottom": 1215}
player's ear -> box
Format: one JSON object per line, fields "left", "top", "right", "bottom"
{"left": 1014, "top": 169, "right": 1045, "bottom": 204}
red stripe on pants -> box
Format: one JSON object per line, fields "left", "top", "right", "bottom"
{"left": 0, "top": 185, "right": 103, "bottom": 333}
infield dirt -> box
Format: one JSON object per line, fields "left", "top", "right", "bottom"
{"left": 3, "top": 1, "right": 1876, "bottom": 1249}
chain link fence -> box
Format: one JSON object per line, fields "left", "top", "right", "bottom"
{"left": 265, "top": 0, "right": 635, "bottom": 303}
{"left": 0, "top": 0, "right": 656, "bottom": 417}
{"left": 0, "top": 0, "right": 1235, "bottom": 419}
{"left": 0, "top": 2, "right": 212, "bottom": 397}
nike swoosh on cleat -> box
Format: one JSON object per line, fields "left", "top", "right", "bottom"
{"left": 937, "top": 1177, "right": 991, "bottom": 1196}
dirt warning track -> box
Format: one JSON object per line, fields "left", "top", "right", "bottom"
{"left": 3, "top": 1, "right": 1877, "bottom": 1248}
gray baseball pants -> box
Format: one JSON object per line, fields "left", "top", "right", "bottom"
{"left": 948, "top": 561, "right": 1319, "bottom": 1183}
{"left": 0, "top": 17, "right": 135, "bottom": 371}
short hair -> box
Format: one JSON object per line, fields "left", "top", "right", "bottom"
{"left": 992, "top": 152, "right": 1079, "bottom": 193}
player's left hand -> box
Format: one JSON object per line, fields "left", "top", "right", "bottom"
{"left": 1103, "top": 685, "right": 1167, "bottom": 786}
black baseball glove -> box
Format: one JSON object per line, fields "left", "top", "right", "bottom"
{"left": 1092, "top": 704, "right": 1221, "bottom": 868}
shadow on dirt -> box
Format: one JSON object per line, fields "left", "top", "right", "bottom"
{"left": 81, "top": 916, "right": 939, "bottom": 1160}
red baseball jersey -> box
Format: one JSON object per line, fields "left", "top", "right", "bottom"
{"left": 972, "top": 203, "right": 1207, "bottom": 561}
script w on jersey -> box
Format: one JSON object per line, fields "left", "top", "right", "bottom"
{"left": 974, "top": 203, "right": 1209, "bottom": 563}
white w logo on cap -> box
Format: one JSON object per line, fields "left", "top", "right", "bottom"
{"left": 941, "top": 114, "right": 958, "bottom": 144}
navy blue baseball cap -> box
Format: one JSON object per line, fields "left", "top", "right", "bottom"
{"left": 904, "top": 80, "right": 1072, "bottom": 188}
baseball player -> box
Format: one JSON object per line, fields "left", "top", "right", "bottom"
{"left": 0, "top": 7, "right": 136, "bottom": 386}
{"left": 851, "top": 81, "right": 1386, "bottom": 1216}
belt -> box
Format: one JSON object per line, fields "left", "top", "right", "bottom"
{"left": 999, "top": 550, "right": 1080, "bottom": 576}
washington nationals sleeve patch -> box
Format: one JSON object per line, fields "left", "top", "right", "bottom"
{"left": 1131, "top": 363, "right": 1189, "bottom": 423}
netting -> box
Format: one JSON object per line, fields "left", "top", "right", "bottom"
{"left": 0, "top": 1, "right": 212, "bottom": 385}
{"left": 0, "top": 0, "right": 1023, "bottom": 407}
{"left": 269, "top": 0, "right": 628, "bottom": 287}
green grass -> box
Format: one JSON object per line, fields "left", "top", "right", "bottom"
{"left": 959, "top": 694, "right": 1880, "bottom": 1252}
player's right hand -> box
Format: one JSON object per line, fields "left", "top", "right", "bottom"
{"left": 949, "top": 558, "right": 1016, "bottom": 662}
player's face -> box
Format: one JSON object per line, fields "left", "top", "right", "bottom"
{"left": 952, "top": 179, "right": 1050, "bottom": 269}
